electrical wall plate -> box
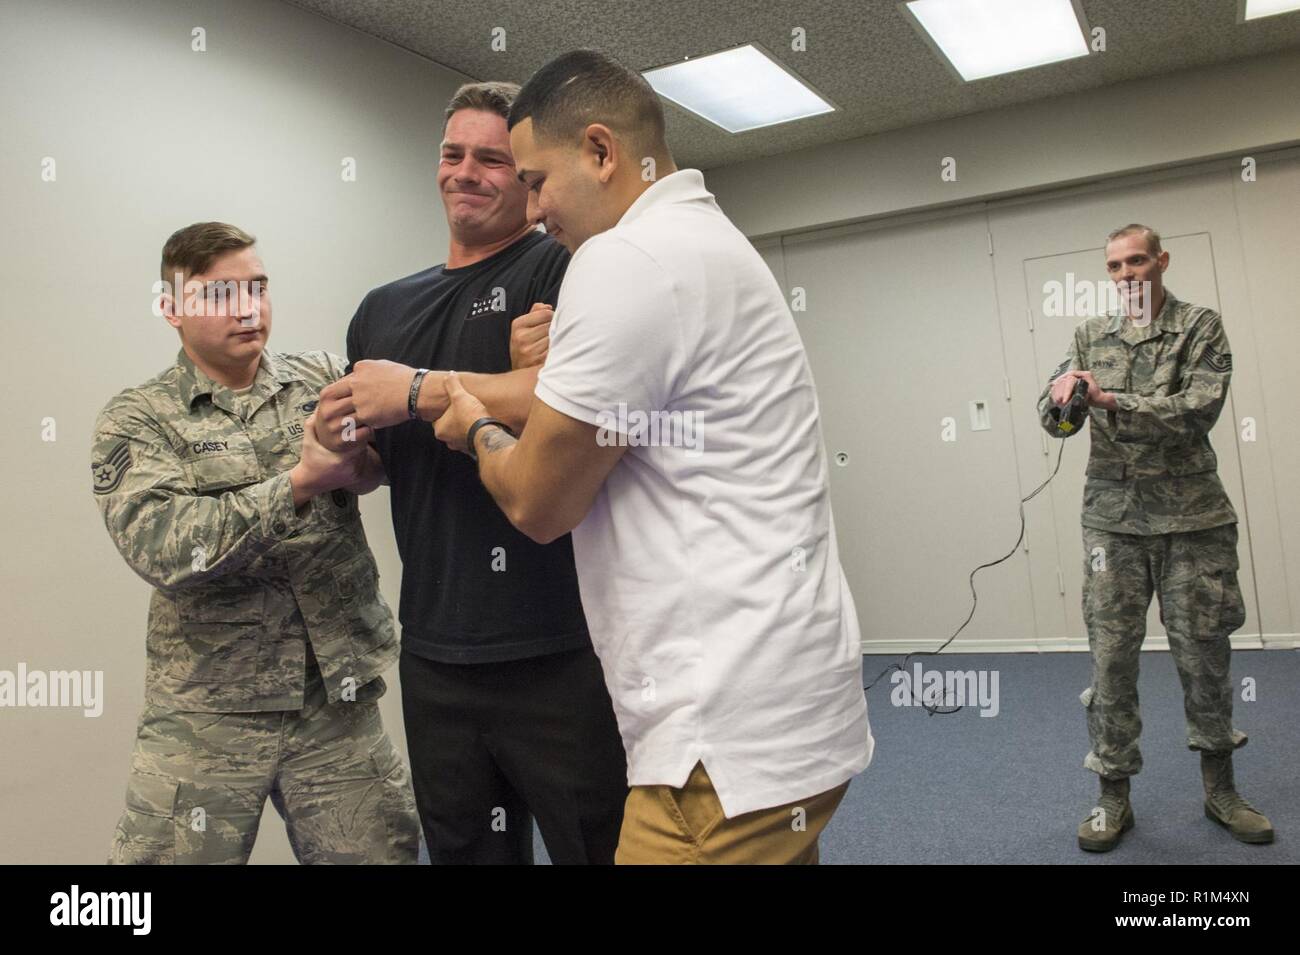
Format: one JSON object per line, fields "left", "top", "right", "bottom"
{"left": 969, "top": 400, "right": 991, "bottom": 431}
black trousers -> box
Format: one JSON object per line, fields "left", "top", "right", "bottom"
{"left": 399, "top": 644, "right": 628, "bottom": 864}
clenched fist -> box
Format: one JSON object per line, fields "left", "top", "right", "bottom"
{"left": 291, "top": 412, "right": 368, "bottom": 505}
{"left": 348, "top": 359, "right": 421, "bottom": 429}
{"left": 315, "top": 379, "right": 375, "bottom": 452}
{"left": 510, "top": 303, "right": 554, "bottom": 369}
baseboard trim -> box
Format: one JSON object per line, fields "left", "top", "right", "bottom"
{"left": 860, "top": 634, "right": 1300, "bottom": 654}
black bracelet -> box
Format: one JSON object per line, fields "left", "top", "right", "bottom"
{"left": 465, "top": 417, "right": 516, "bottom": 463}
{"left": 408, "top": 368, "right": 430, "bottom": 420}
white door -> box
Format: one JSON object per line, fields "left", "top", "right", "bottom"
{"left": 990, "top": 172, "right": 1262, "bottom": 647}
{"left": 783, "top": 210, "right": 1039, "bottom": 651}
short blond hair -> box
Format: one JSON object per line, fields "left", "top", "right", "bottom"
{"left": 1106, "top": 223, "right": 1162, "bottom": 255}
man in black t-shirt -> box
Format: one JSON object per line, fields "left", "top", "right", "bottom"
{"left": 314, "top": 82, "right": 627, "bottom": 864}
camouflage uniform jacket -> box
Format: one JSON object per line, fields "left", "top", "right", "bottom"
{"left": 1037, "top": 290, "right": 1238, "bottom": 535}
{"left": 91, "top": 347, "right": 397, "bottom": 712}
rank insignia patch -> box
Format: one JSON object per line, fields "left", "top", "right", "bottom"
{"left": 92, "top": 440, "right": 132, "bottom": 495}
{"left": 1200, "top": 345, "right": 1232, "bottom": 373}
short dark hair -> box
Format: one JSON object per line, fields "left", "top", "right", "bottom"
{"left": 443, "top": 81, "right": 520, "bottom": 131}
{"left": 508, "top": 49, "right": 669, "bottom": 162}
{"left": 160, "top": 221, "right": 256, "bottom": 284}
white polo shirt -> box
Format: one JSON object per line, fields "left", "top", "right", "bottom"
{"left": 535, "top": 168, "right": 872, "bottom": 817}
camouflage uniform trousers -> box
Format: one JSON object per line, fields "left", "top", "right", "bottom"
{"left": 109, "top": 669, "right": 419, "bottom": 864}
{"left": 1080, "top": 521, "right": 1248, "bottom": 779}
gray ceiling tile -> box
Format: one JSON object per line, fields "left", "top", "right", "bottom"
{"left": 283, "top": 0, "right": 1300, "bottom": 169}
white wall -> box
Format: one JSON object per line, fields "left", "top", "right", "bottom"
{"left": 3, "top": 0, "right": 1296, "bottom": 864}
{"left": 710, "top": 50, "right": 1300, "bottom": 239}
{"left": 0, "top": 0, "right": 467, "bottom": 864}
{"left": 726, "top": 75, "right": 1300, "bottom": 654}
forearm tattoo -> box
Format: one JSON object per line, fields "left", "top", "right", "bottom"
{"left": 479, "top": 426, "right": 517, "bottom": 457}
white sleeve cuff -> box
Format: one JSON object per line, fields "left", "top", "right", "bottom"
{"left": 534, "top": 377, "right": 605, "bottom": 429}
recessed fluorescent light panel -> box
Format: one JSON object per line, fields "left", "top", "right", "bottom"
{"left": 642, "top": 44, "right": 834, "bottom": 134}
{"left": 1239, "top": 0, "right": 1300, "bottom": 21}
{"left": 902, "top": 0, "right": 1090, "bottom": 82}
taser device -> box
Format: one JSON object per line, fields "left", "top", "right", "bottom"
{"left": 1050, "top": 377, "right": 1090, "bottom": 435}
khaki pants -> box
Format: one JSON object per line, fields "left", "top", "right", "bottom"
{"left": 615, "top": 761, "right": 849, "bottom": 864}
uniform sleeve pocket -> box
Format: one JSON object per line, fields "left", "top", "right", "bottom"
{"left": 313, "top": 487, "right": 360, "bottom": 527}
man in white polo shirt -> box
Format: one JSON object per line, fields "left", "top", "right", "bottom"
{"left": 435, "top": 49, "right": 872, "bottom": 864}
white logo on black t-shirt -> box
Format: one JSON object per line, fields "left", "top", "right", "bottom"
{"left": 468, "top": 286, "right": 508, "bottom": 319}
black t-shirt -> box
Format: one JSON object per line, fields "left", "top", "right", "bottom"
{"left": 346, "top": 230, "right": 590, "bottom": 664}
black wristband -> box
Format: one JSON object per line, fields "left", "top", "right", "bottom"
{"left": 408, "top": 368, "right": 430, "bottom": 420}
{"left": 465, "top": 417, "right": 516, "bottom": 463}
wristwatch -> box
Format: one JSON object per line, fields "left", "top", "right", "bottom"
{"left": 465, "top": 417, "right": 517, "bottom": 463}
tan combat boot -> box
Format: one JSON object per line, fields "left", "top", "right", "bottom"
{"left": 1077, "top": 776, "right": 1134, "bottom": 852}
{"left": 1202, "top": 753, "right": 1274, "bottom": 844}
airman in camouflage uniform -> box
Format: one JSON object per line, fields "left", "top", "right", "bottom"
{"left": 1038, "top": 224, "right": 1272, "bottom": 852}
{"left": 95, "top": 222, "right": 418, "bottom": 864}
